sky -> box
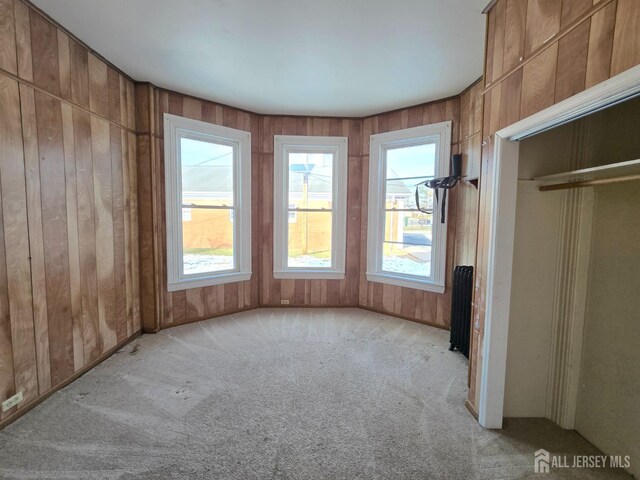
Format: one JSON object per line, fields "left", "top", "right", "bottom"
{"left": 386, "top": 143, "right": 436, "bottom": 188}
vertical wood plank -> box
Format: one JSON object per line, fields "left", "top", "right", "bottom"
{"left": 345, "top": 155, "right": 361, "bottom": 305}
{"left": 61, "top": 103, "right": 83, "bottom": 371}
{"left": 524, "top": 0, "right": 562, "bottom": 55}
{"left": 121, "top": 131, "right": 133, "bottom": 336}
{"left": 19, "top": 84, "right": 50, "bottom": 392}
{"left": 489, "top": 84, "right": 503, "bottom": 135}
{"left": 562, "top": 0, "right": 594, "bottom": 25}
{"left": 0, "top": 76, "right": 38, "bottom": 405}
{"left": 73, "top": 109, "right": 100, "bottom": 362}
{"left": 155, "top": 136, "right": 166, "bottom": 326}
{"left": 460, "top": 90, "right": 471, "bottom": 140}
{"left": 555, "top": 0, "right": 593, "bottom": 102}
{"left": 520, "top": 45, "right": 559, "bottom": 119}
{"left": 203, "top": 286, "right": 218, "bottom": 316}
{"left": 69, "top": 39, "right": 89, "bottom": 109}
{"left": 182, "top": 97, "right": 202, "bottom": 120}
{"left": 57, "top": 30, "right": 70, "bottom": 101}
{"left": 137, "top": 134, "right": 156, "bottom": 330}
{"left": 224, "top": 283, "right": 239, "bottom": 311}
{"left": 128, "top": 132, "right": 140, "bottom": 331}
{"left": 0, "top": 0, "right": 17, "bottom": 74}
{"left": 555, "top": 20, "right": 590, "bottom": 102}
{"left": 88, "top": 53, "right": 109, "bottom": 118}
{"left": 91, "top": 116, "right": 116, "bottom": 350}
{"left": 610, "top": 0, "right": 640, "bottom": 76}
{"left": 186, "top": 288, "right": 205, "bottom": 320}
{"left": 491, "top": 0, "right": 506, "bottom": 82}
{"left": 168, "top": 91, "right": 183, "bottom": 116}
{"left": 110, "top": 125, "right": 127, "bottom": 342}
{"left": 134, "top": 82, "right": 150, "bottom": 133}
{"left": 108, "top": 68, "right": 121, "bottom": 125}
{"left": 585, "top": 0, "right": 617, "bottom": 88}
{"left": 126, "top": 80, "right": 135, "bottom": 130}
{"left": 503, "top": 0, "right": 527, "bottom": 71}
{"left": 35, "top": 91, "right": 73, "bottom": 386}
{"left": 172, "top": 291, "right": 186, "bottom": 323}
{"left": 500, "top": 69, "right": 523, "bottom": 129}
{"left": 30, "top": 10, "right": 60, "bottom": 96}
{"left": 13, "top": 0, "right": 32, "bottom": 81}
{"left": 0, "top": 183, "right": 16, "bottom": 421}
{"left": 484, "top": 5, "right": 496, "bottom": 84}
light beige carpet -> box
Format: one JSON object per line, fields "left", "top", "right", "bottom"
{"left": 0, "top": 308, "right": 632, "bottom": 479}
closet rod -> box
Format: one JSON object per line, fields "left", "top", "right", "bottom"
{"left": 539, "top": 174, "right": 640, "bottom": 192}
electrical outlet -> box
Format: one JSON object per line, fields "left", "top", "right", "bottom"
{"left": 2, "top": 391, "right": 23, "bottom": 412}
{"left": 280, "top": 299, "right": 290, "bottom": 305}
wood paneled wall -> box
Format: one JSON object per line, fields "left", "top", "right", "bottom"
{"left": 136, "top": 86, "right": 261, "bottom": 330}
{"left": 259, "top": 116, "right": 363, "bottom": 308}
{"left": 0, "top": 0, "right": 140, "bottom": 427}
{"left": 467, "top": 0, "right": 640, "bottom": 413}
{"left": 357, "top": 97, "right": 480, "bottom": 328}
{"left": 0, "top": 0, "right": 485, "bottom": 427}
{"left": 137, "top": 86, "right": 483, "bottom": 332}
{"left": 455, "top": 80, "right": 483, "bottom": 269}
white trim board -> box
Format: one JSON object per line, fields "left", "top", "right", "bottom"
{"left": 477, "top": 65, "right": 640, "bottom": 429}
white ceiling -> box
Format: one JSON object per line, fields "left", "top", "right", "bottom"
{"left": 33, "top": 0, "right": 487, "bottom": 117}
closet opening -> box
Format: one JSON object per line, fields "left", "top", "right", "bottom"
{"left": 478, "top": 68, "right": 640, "bottom": 477}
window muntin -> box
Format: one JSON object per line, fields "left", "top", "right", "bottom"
{"left": 165, "top": 114, "right": 251, "bottom": 290}
{"left": 274, "top": 136, "right": 348, "bottom": 279}
{"left": 367, "top": 122, "right": 451, "bottom": 293}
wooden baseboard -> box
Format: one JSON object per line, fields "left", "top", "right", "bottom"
{"left": 0, "top": 331, "right": 142, "bottom": 431}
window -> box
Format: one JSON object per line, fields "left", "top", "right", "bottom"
{"left": 273, "top": 135, "right": 348, "bottom": 279}
{"left": 366, "top": 122, "right": 451, "bottom": 293}
{"left": 164, "top": 113, "right": 251, "bottom": 290}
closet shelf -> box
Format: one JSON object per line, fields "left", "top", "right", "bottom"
{"left": 534, "top": 158, "right": 640, "bottom": 182}
{"left": 535, "top": 159, "right": 640, "bottom": 192}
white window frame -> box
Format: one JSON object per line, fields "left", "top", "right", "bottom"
{"left": 164, "top": 113, "right": 251, "bottom": 291}
{"left": 273, "top": 135, "right": 348, "bottom": 279}
{"left": 366, "top": 122, "right": 451, "bottom": 293}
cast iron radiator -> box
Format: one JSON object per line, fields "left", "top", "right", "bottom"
{"left": 449, "top": 266, "right": 474, "bottom": 357}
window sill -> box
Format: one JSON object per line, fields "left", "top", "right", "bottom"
{"left": 366, "top": 272, "right": 445, "bottom": 293}
{"left": 167, "top": 271, "right": 252, "bottom": 291}
{"left": 273, "top": 270, "right": 345, "bottom": 280}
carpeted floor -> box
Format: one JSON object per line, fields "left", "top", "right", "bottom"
{"left": 0, "top": 308, "right": 632, "bottom": 479}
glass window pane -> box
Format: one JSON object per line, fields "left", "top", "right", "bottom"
{"left": 384, "top": 211, "right": 432, "bottom": 244}
{"left": 386, "top": 143, "right": 435, "bottom": 180}
{"left": 382, "top": 211, "right": 432, "bottom": 277}
{"left": 288, "top": 152, "right": 333, "bottom": 209}
{"left": 382, "top": 242, "right": 431, "bottom": 278}
{"left": 385, "top": 143, "right": 436, "bottom": 212}
{"left": 385, "top": 177, "right": 432, "bottom": 210}
{"left": 182, "top": 207, "right": 234, "bottom": 275}
{"left": 181, "top": 137, "right": 234, "bottom": 207}
{"left": 287, "top": 211, "right": 332, "bottom": 268}
{"left": 415, "top": 183, "right": 435, "bottom": 212}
